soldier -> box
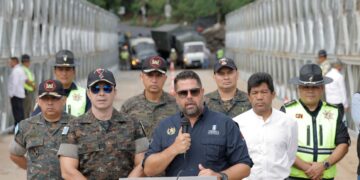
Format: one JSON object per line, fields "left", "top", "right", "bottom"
{"left": 32, "top": 50, "right": 91, "bottom": 117}
{"left": 205, "top": 57, "right": 251, "bottom": 118}
{"left": 121, "top": 56, "right": 177, "bottom": 139}
{"left": 58, "top": 68, "right": 149, "bottom": 179}
{"left": 9, "top": 79, "right": 73, "bottom": 179}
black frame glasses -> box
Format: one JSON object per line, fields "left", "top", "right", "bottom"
{"left": 176, "top": 88, "right": 201, "bottom": 98}
{"left": 90, "top": 84, "right": 113, "bottom": 94}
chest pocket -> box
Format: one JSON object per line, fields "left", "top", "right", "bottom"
{"left": 26, "top": 138, "right": 44, "bottom": 161}
{"left": 78, "top": 137, "right": 102, "bottom": 159}
{"left": 202, "top": 137, "right": 226, "bottom": 162}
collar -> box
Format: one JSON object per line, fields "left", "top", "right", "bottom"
{"left": 178, "top": 104, "right": 207, "bottom": 123}
{"left": 210, "top": 89, "right": 248, "bottom": 102}
{"left": 141, "top": 90, "right": 172, "bottom": 105}
{"left": 299, "top": 99, "right": 323, "bottom": 117}
{"left": 250, "top": 108, "right": 274, "bottom": 123}
{"left": 34, "top": 113, "right": 70, "bottom": 124}
{"left": 80, "top": 108, "right": 128, "bottom": 123}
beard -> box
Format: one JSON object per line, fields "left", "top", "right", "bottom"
{"left": 178, "top": 101, "right": 203, "bottom": 117}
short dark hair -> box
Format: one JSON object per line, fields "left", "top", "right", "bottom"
{"left": 10, "top": 57, "right": 19, "bottom": 63}
{"left": 247, "top": 72, "right": 274, "bottom": 94}
{"left": 21, "top": 54, "right": 30, "bottom": 62}
{"left": 174, "top": 70, "right": 202, "bottom": 90}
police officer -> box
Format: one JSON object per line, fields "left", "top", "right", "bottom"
{"left": 143, "top": 70, "right": 253, "bottom": 179}
{"left": 121, "top": 56, "right": 177, "bottom": 139}
{"left": 9, "top": 79, "right": 73, "bottom": 179}
{"left": 32, "top": 50, "right": 90, "bottom": 117}
{"left": 281, "top": 64, "right": 350, "bottom": 180}
{"left": 205, "top": 57, "right": 251, "bottom": 118}
{"left": 58, "top": 68, "right": 149, "bottom": 179}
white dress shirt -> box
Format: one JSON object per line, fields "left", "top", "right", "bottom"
{"left": 233, "top": 108, "right": 298, "bottom": 180}
{"left": 7, "top": 64, "right": 27, "bottom": 98}
{"left": 325, "top": 68, "right": 348, "bottom": 108}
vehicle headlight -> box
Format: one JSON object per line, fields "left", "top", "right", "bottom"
{"left": 183, "top": 57, "right": 189, "bottom": 64}
{"left": 131, "top": 58, "right": 139, "bottom": 65}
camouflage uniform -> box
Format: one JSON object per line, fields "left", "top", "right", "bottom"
{"left": 205, "top": 89, "right": 251, "bottom": 118}
{"left": 58, "top": 109, "right": 148, "bottom": 179}
{"left": 121, "top": 91, "right": 178, "bottom": 139}
{"left": 12, "top": 113, "right": 73, "bottom": 180}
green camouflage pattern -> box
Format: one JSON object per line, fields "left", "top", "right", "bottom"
{"left": 15, "top": 113, "right": 73, "bottom": 180}
{"left": 121, "top": 91, "right": 178, "bottom": 139}
{"left": 205, "top": 89, "right": 251, "bottom": 118}
{"left": 62, "top": 109, "right": 146, "bottom": 179}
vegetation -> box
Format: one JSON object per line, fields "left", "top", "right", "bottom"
{"left": 88, "top": 0, "right": 254, "bottom": 25}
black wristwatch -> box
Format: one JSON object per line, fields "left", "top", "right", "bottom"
{"left": 323, "top": 161, "right": 331, "bottom": 170}
{"left": 219, "top": 172, "right": 228, "bottom": 180}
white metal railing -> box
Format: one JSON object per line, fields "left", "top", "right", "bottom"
{"left": 0, "top": 0, "right": 119, "bottom": 133}
{"left": 226, "top": 0, "right": 360, "bottom": 130}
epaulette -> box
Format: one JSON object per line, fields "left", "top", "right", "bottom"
{"left": 283, "top": 99, "right": 297, "bottom": 107}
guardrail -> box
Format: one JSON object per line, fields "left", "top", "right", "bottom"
{"left": 226, "top": 0, "right": 360, "bottom": 131}
{"left": 0, "top": 0, "right": 119, "bottom": 133}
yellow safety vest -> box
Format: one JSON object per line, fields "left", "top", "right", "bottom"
{"left": 284, "top": 100, "right": 338, "bottom": 179}
{"left": 65, "top": 87, "right": 87, "bottom": 117}
{"left": 23, "top": 66, "right": 35, "bottom": 92}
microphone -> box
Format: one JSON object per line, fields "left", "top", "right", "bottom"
{"left": 181, "top": 117, "right": 190, "bottom": 134}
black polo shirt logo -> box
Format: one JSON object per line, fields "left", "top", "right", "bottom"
{"left": 208, "top": 125, "right": 219, "bottom": 135}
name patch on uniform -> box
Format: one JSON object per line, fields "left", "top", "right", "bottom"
{"left": 62, "top": 126, "right": 69, "bottom": 135}
{"left": 323, "top": 111, "right": 334, "bottom": 120}
{"left": 167, "top": 127, "right": 176, "bottom": 135}
{"left": 295, "top": 114, "right": 303, "bottom": 119}
{"left": 208, "top": 125, "right": 219, "bottom": 135}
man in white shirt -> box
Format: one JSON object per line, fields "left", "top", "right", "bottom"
{"left": 325, "top": 60, "right": 348, "bottom": 115}
{"left": 233, "top": 72, "right": 298, "bottom": 180}
{"left": 8, "top": 57, "right": 28, "bottom": 131}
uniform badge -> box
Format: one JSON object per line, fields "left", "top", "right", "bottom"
{"left": 296, "top": 113, "right": 303, "bottom": 119}
{"left": 208, "top": 125, "right": 220, "bottom": 135}
{"left": 167, "top": 127, "right": 176, "bottom": 135}
{"left": 323, "top": 111, "right": 333, "bottom": 120}
{"left": 62, "top": 126, "right": 69, "bottom": 135}
{"left": 72, "top": 93, "right": 82, "bottom": 101}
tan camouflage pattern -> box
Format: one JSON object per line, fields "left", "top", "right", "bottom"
{"left": 121, "top": 91, "right": 178, "bottom": 139}
{"left": 62, "top": 109, "right": 146, "bottom": 179}
{"left": 14, "top": 113, "right": 73, "bottom": 180}
{"left": 205, "top": 89, "right": 251, "bottom": 118}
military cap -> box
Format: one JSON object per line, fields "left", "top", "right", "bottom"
{"left": 214, "top": 57, "right": 237, "bottom": 72}
{"left": 87, "top": 68, "right": 116, "bottom": 87}
{"left": 54, "top": 50, "right": 75, "bottom": 67}
{"left": 142, "top": 56, "right": 167, "bottom": 74}
{"left": 38, "top": 79, "right": 65, "bottom": 98}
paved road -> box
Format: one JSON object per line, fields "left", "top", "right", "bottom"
{"left": 0, "top": 68, "right": 357, "bottom": 179}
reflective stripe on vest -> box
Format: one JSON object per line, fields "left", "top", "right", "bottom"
{"left": 285, "top": 101, "right": 338, "bottom": 179}
{"left": 23, "top": 66, "right": 35, "bottom": 92}
{"left": 65, "top": 87, "right": 86, "bottom": 117}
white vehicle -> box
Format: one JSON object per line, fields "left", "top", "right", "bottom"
{"left": 182, "top": 41, "right": 207, "bottom": 68}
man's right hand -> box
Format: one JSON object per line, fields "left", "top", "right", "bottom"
{"left": 170, "top": 127, "right": 191, "bottom": 154}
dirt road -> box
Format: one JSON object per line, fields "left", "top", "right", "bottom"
{"left": 0, "top": 69, "right": 357, "bottom": 179}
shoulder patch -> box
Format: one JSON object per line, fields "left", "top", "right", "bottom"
{"left": 284, "top": 100, "right": 297, "bottom": 107}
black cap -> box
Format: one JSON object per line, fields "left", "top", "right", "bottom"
{"left": 54, "top": 50, "right": 75, "bottom": 67}
{"left": 87, "top": 68, "right": 116, "bottom": 88}
{"left": 318, "top": 49, "right": 327, "bottom": 57}
{"left": 214, "top": 57, "right": 237, "bottom": 72}
{"left": 21, "top": 54, "right": 30, "bottom": 62}
{"left": 289, "top": 64, "right": 333, "bottom": 86}
{"left": 38, "top": 80, "right": 65, "bottom": 98}
{"left": 142, "top": 56, "right": 167, "bottom": 74}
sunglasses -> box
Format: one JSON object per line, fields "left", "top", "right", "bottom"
{"left": 176, "top": 88, "right": 201, "bottom": 98}
{"left": 90, "top": 85, "right": 113, "bottom": 94}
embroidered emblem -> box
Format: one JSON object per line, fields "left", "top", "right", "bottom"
{"left": 44, "top": 80, "right": 56, "bottom": 91}
{"left": 63, "top": 55, "right": 68, "bottom": 62}
{"left": 72, "top": 93, "right": 82, "bottom": 101}
{"left": 167, "top": 127, "right": 176, "bottom": 135}
{"left": 208, "top": 125, "right": 220, "bottom": 135}
{"left": 219, "top": 58, "right": 227, "bottom": 65}
{"left": 150, "top": 57, "right": 162, "bottom": 68}
{"left": 95, "top": 68, "right": 105, "bottom": 79}
{"left": 323, "top": 110, "right": 333, "bottom": 120}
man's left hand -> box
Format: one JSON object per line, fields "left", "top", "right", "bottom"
{"left": 305, "top": 162, "right": 325, "bottom": 180}
{"left": 198, "top": 164, "right": 222, "bottom": 180}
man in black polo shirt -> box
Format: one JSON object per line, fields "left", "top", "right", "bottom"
{"left": 143, "top": 70, "right": 253, "bottom": 179}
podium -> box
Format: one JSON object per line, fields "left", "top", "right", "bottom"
{"left": 120, "top": 176, "right": 217, "bottom": 180}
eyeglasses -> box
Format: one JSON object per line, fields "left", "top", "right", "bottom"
{"left": 90, "top": 85, "right": 113, "bottom": 94}
{"left": 176, "top": 88, "right": 201, "bottom": 98}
